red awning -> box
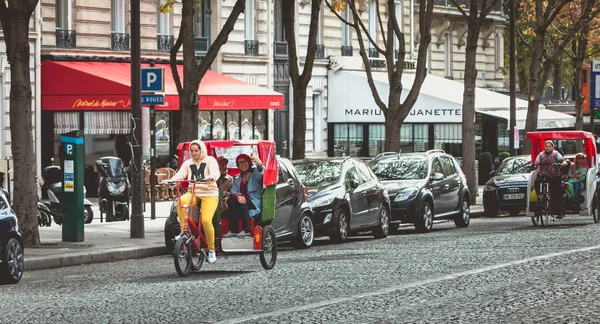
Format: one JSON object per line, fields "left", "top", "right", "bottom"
{"left": 41, "top": 61, "right": 285, "bottom": 111}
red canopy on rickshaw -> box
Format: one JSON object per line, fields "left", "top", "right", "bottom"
{"left": 176, "top": 140, "right": 279, "bottom": 187}
{"left": 525, "top": 131, "right": 597, "bottom": 167}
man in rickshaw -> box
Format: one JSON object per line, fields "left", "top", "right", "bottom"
{"left": 222, "top": 153, "right": 264, "bottom": 238}
{"left": 534, "top": 140, "right": 569, "bottom": 218}
{"left": 169, "top": 140, "right": 221, "bottom": 263}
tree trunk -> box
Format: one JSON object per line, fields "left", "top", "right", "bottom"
{"left": 462, "top": 21, "right": 481, "bottom": 205}
{"left": 552, "top": 60, "right": 562, "bottom": 100}
{"left": 284, "top": 0, "right": 321, "bottom": 160}
{"left": 517, "top": 65, "right": 528, "bottom": 94}
{"left": 178, "top": 0, "right": 199, "bottom": 143}
{"left": 1, "top": 3, "right": 40, "bottom": 247}
{"left": 522, "top": 32, "right": 545, "bottom": 153}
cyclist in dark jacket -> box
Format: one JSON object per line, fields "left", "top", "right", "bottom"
{"left": 534, "top": 140, "right": 568, "bottom": 218}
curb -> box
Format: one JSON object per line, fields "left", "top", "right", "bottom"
{"left": 24, "top": 246, "right": 169, "bottom": 271}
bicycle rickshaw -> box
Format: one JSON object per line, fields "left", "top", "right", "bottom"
{"left": 525, "top": 131, "right": 600, "bottom": 226}
{"left": 168, "top": 140, "right": 279, "bottom": 276}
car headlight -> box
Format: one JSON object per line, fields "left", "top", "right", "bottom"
{"left": 107, "top": 182, "right": 126, "bottom": 195}
{"left": 484, "top": 184, "right": 497, "bottom": 191}
{"left": 310, "top": 194, "right": 336, "bottom": 208}
{"left": 394, "top": 187, "right": 418, "bottom": 203}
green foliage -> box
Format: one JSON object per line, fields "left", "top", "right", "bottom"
{"left": 498, "top": 151, "right": 511, "bottom": 163}
{"left": 160, "top": 0, "right": 204, "bottom": 13}
{"left": 478, "top": 151, "right": 493, "bottom": 170}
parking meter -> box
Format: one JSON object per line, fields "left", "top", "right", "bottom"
{"left": 61, "top": 130, "right": 85, "bottom": 242}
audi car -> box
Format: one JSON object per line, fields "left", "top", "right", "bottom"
{"left": 483, "top": 155, "right": 531, "bottom": 216}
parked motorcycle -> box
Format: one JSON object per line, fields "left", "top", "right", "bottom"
{"left": 39, "top": 162, "right": 94, "bottom": 225}
{"left": 95, "top": 157, "right": 130, "bottom": 222}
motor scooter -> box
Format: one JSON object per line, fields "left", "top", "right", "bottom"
{"left": 95, "top": 157, "right": 130, "bottom": 222}
{"left": 39, "top": 160, "right": 94, "bottom": 225}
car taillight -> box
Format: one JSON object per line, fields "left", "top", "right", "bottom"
{"left": 302, "top": 184, "right": 308, "bottom": 201}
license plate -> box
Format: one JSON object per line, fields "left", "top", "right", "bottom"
{"left": 503, "top": 193, "right": 525, "bottom": 200}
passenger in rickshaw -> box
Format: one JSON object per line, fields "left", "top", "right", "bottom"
{"left": 169, "top": 140, "right": 221, "bottom": 263}
{"left": 222, "top": 153, "right": 264, "bottom": 238}
{"left": 216, "top": 156, "right": 233, "bottom": 213}
{"left": 568, "top": 153, "right": 588, "bottom": 199}
{"left": 534, "top": 140, "right": 569, "bottom": 218}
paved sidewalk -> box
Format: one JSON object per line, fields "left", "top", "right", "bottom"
{"left": 25, "top": 187, "right": 486, "bottom": 271}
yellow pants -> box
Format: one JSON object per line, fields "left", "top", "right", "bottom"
{"left": 177, "top": 193, "right": 219, "bottom": 251}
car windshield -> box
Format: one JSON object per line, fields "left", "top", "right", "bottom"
{"left": 294, "top": 161, "right": 342, "bottom": 187}
{"left": 370, "top": 158, "right": 428, "bottom": 180}
{"left": 495, "top": 157, "right": 531, "bottom": 175}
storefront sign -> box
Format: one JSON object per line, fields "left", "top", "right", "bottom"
{"left": 72, "top": 99, "right": 131, "bottom": 109}
{"left": 331, "top": 106, "right": 462, "bottom": 123}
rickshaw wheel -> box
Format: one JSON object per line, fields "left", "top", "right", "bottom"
{"left": 540, "top": 196, "right": 550, "bottom": 227}
{"left": 531, "top": 215, "right": 540, "bottom": 226}
{"left": 190, "top": 247, "right": 204, "bottom": 272}
{"left": 174, "top": 237, "right": 192, "bottom": 277}
{"left": 260, "top": 225, "right": 277, "bottom": 270}
{"left": 593, "top": 191, "right": 600, "bottom": 224}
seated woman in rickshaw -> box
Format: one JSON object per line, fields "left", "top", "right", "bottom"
{"left": 222, "top": 153, "right": 264, "bottom": 238}
{"left": 568, "top": 153, "right": 588, "bottom": 199}
{"left": 169, "top": 140, "right": 221, "bottom": 263}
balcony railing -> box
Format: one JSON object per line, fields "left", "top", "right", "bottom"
{"left": 274, "top": 41, "right": 288, "bottom": 58}
{"left": 341, "top": 45, "right": 353, "bottom": 56}
{"left": 195, "top": 37, "right": 210, "bottom": 56}
{"left": 315, "top": 44, "right": 325, "bottom": 59}
{"left": 418, "top": 0, "right": 502, "bottom": 12}
{"left": 157, "top": 35, "right": 174, "bottom": 53}
{"left": 368, "top": 47, "right": 379, "bottom": 58}
{"left": 56, "top": 29, "right": 76, "bottom": 48}
{"left": 245, "top": 40, "right": 259, "bottom": 56}
{"left": 111, "top": 32, "right": 130, "bottom": 51}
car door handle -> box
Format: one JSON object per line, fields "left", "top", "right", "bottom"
{"left": 444, "top": 184, "right": 450, "bottom": 189}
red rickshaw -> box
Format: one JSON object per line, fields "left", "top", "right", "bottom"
{"left": 170, "top": 140, "right": 279, "bottom": 276}
{"left": 525, "top": 131, "right": 600, "bottom": 226}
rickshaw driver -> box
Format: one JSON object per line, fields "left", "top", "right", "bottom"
{"left": 169, "top": 140, "right": 221, "bottom": 263}
{"left": 534, "top": 140, "right": 569, "bottom": 218}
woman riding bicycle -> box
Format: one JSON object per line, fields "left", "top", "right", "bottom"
{"left": 169, "top": 140, "right": 220, "bottom": 263}
{"left": 534, "top": 140, "right": 568, "bottom": 218}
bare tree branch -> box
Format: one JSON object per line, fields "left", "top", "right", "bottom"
{"left": 449, "top": 0, "right": 469, "bottom": 19}
{"left": 348, "top": 0, "right": 386, "bottom": 56}
{"left": 389, "top": 0, "right": 403, "bottom": 46}
{"left": 170, "top": 27, "right": 184, "bottom": 95}
{"left": 481, "top": 0, "right": 501, "bottom": 18}
{"left": 299, "top": 0, "right": 322, "bottom": 83}
{"left": 375, "top": 0, "right": 387, "bottom": 46}
{"left": 27, "top": 0, "right": 39, "bottom": 13}
{"left": 516, "top": 28, "right": 535, "bottom": 51}
{"left": 324, "top": 0, "right": 355, "bottom": 27}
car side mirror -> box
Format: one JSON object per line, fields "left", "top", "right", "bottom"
{"left": 286, "top": 178, "right": 295, "bottom": 187}
{"left": 430, "top": 173, "right": 444, "bottom": 181}
{"left": 349, "top": 179, "right": 359, "bottom": 190}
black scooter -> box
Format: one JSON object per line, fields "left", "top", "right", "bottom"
{"left": 95, "top": 157, "right": 130, "bottom": 222}
{"left": 38, "top": 161, "right": 94, "bottom": 225}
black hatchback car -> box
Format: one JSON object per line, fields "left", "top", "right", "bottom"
{"left": 292, "top": 157, "right": 390, "bottom": 243}
{"left": 368, "top": 150, "right": 471, "bottom": 233}
{"left": 483, "top": 155, "right": 531, "bottom": 216}
{"left": 0, "top": 189, "right": 23, "bottom": 284}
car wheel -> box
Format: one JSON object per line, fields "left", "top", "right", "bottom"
{"left": 415, "top": 202, "right": 433, "bottom": 233}
{"left": 484, "top": 204, "right": 498, "bottom": 217}
{"left": 292, "top": 214, "right": 314, "bottom": 249}
{"left": 373, "top": 205, "right": 389, "bottom": 239}
{"left": 1, "top": 238, "right": 23, "bottom": 284}
{"left": 454, "top": 198, "right": 470, "bottom": 228}
{"left": 508, "top": 208, "right": 521, "bottom": 217}
{"left": 84, "top": 206, "right": 94, "bottom": 224}
{"left": 330, "top": 208, "right": 349, "bottom": 243}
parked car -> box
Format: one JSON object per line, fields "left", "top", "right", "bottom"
{"left": 0, "top": 189, "right": 23, "bottom": 284}
{"left": 292, "top": 157, "right": 390, "bottom": 243}
{"left": 163, "top": 157, "right": 315, "bottom": 252}
{"left": 368, "top": 150, "right": 471, "bottom": 233}
{"left": 483, "top": 155, "right": 531, "bottom": 217}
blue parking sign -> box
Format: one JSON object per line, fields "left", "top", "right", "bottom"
{"left": 141, "top": 67, "right": 164, "bottom": 92}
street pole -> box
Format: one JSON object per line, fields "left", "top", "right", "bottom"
{"left": 509, "top": 0, "right": 517, "bottom": 156}
{"left": 150, "top": 62, "right": 156, "bottom": 220}
{"left": 590, "top": 66, "right": 595, "bottom": 134}
{"left": 130, "top": 0, "right": 144, "bottom": 238}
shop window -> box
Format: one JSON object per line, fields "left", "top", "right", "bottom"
{"left": 368, "top": 124, "right": 385, "bottom": 156}
{"left": 413, "top": 124, "right": 429, "bottom": 152}
{"left": 212, "top": 111, "right": 226, "bottom": 140}
{"left": 400, "top": 124, "right": 413, "bottom": 153}
{"left": 227, "top": 111, "right": 240, "bottom": 140}
{"left": 155, "top": 111, "right": 171, "bottom": 162}
{"left": 497, "top": 121, "right": 509, "bottom": 153}
{"left": 333, "top": 124, "right": 363, "bottom": 157}
{"left": 241, "top": 111, "right": 254, "bottom": 140}
{"left": 254, "top": 111, "right": 267, "bottom": 140}
{"left": 53, "top": 112, "right": 80, "bottom": 134}
{"left": 368, "top": 0, "right": 377, "bottom": 57}
{"left": 198, "top": 111, "right": 212, "bottom": 140}
{"left": 393, "top": 0, "right": 402, "bottom": 58}
{"left": 434, "top": 123, "right": 462, "bottom": 157}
